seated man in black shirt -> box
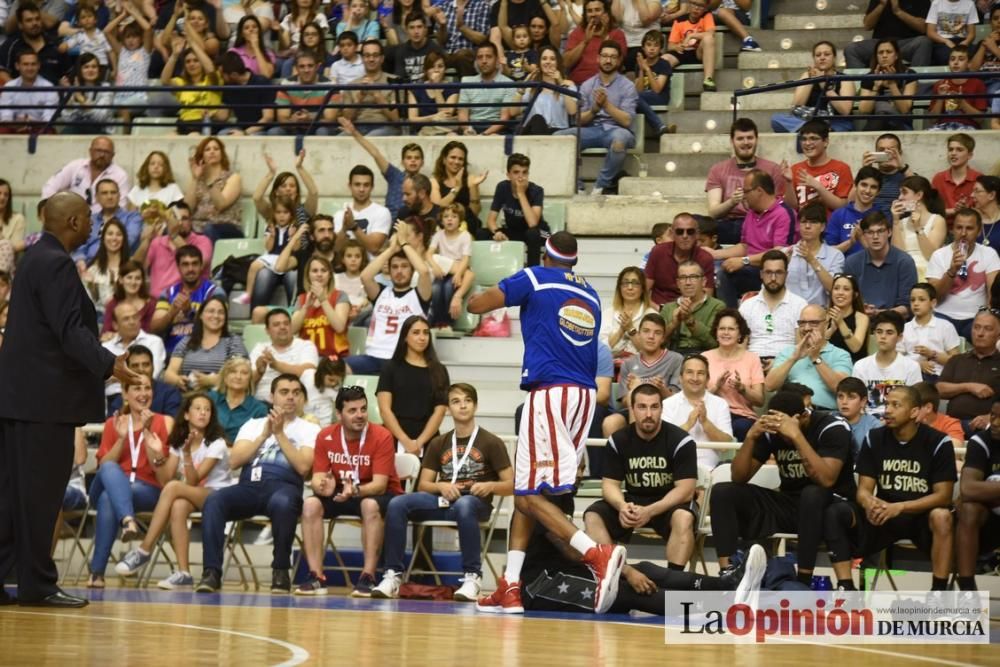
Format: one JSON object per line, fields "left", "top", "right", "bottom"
{"left": 391, "top": 13, "right": 443, "bottom": 82}
{"left": 485, "top": 153, "right": 548, "bottom": 266}
{"left": 956, "top": 398, "right": 1000, "bottom": 598}
{"left": 824, "top": 385, "right": 957, "bottom": 592}
{"left": 218, "top": 52, "right": 275, "bottom": 135}
{"left": 584, "top": 383, "right": 698, "bottom": 573}
{"left": 524, "top": 493, "right": 768, "bottom": 614}
{"left": 710, "top": 389, "right": 855, "bottom": 586}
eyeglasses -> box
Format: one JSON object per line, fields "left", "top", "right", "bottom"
{"left": 677, "top": 274, "right": 704, "bottom": 282}
{"left": 764, "top": 312, "right": 774, "bottom": 333}
{"left": 673, "top": 228, "right": 697, "bottom": 236}
{"left": 620, "top": 279, "right": 642, "bottom": 287}
{"left": 863, "top": 228, "right": 889, "bottom": 237}
{"left": 977, "top": 306, "right": 1000, "bottom": 317}
{"left": 832, "top": 272, "right": 855, "bottom": 281}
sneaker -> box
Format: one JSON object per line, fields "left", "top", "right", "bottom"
{"left": 702, "top": 77, "right": 717, "bottom": 92}
{"left": 741, "top": 36, "right": 762, "bottom": 52}
{"left": 371, "top": 570, "right": 402, "bottom": 599}
{"left": 157, "top": 570, "right": 194, "bottom": 590}
{"left": 657, "top": 124, "right": 678, "bottom": 137}
{"left": 271, "top": 568, "right": 291, "bottom": 593}
{"left": 582, "top": 544, "right": 627, "bottom": 614}
{"left": 232, "top": 292, "right": 251, "bottom": 305}
{"left": 195, "top": 569, "right": 221, "bottom": 593}
{"left": 114, "top": 548, "right": 150, "bottom": 577}
{"left": 734, "top": 544, "right": 767, "bottom": 609}
{"left": 293, "top": 572, "right": 328, "bottom": 596}
{"left": 589, "top": 186, "right": 604, "bottom": 196}
{"left": 454, "top": 572, "right": 482, "bottom": 602}
{"left": 351, "top": 572, "right": 376, "bottom": 598}
{"left": 253, "top": 526, "right": 273, "bottom": 546}
{"left": 476, "top": 576, "right": 524, "bottom": 614}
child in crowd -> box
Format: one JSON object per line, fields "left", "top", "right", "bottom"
{"left": 328, "top": 30, "right": 363, "bottom": 84}
{"left": 913, "top": 381, "right": 966, "bottom": 448}
{"left": 665, "top": 0, "right": 717, "bottom": 91}
{"left": 58, "top": 3, "right": 113, "bottom": 68}
{"left": 425, "top": 203, "right": 475, "bottom": 329}
{"left": 931, "top": 133, "right": 981, "bottom": 220}
{"left": 711, "top": 0, "right": 761, "bottom": 52}
{"left": 237, "top": 198, "right": 299, "bottom": 305}
{"left": 900, "top": 282, "right": 962, "bottom": 380}
{"left": 105, "top": 6, "right": 154, "bottom": 130}
{"left": 827, "top": 166, "right": 882, "bottom": 256}
{"left": 633, "top": 30, "right": 673, "bottom": 137}
{"left": 335, "top": 238, "right": 370, "bottom": 320}
{"left": 639, "top": 221, "right": 673, "bottom": 269}
{"left": 852, "top": 310, "right": 923, "bottom": 418}
{"left": 926, "top": 0, "right": 978, "bottom": 65}
{"left": 335, "top": 0, "right": 380, "bottom": 41}
{"left": 928, "top": 46, "right": 986, "bottom": 131}
{"left": 303, "top": 357, "right": 346, "bottom": 426}
{"left": 504, "top": 25, "right": 538, "bottom": 82}
{"left": 836, "top": 376, "right": 882, "bottom": 459}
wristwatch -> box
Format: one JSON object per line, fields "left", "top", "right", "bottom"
{"left": 742, "top": 256, "right": 750, "bottom": 267}
{"left": 627, "top": 328, "right": 638, "bottom": 336}
{"left": 812, "top": 357, "right": 824, "bottom": 366}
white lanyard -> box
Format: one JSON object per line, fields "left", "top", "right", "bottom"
{"left": 340, "top": 425, "right": 368, "bottom": 485}
{"left": 127, "top": 414, "right": 144, "bottom": 484}
{"left": 450, "top": 427, "right": 478, "bottom": 485}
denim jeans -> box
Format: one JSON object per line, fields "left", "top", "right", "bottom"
{"left": 89, "top": 462, "right": 161, "bottom": 574}
{"left": 382, "top": 492, "right": 492, "bottom": 575}
{"left": 251, "top": 266, "right": 299, "bottom": 310}
{"left": 62, "top": 486, "right": 87, "bottom": 511}
{"left": 203, "top": 223, "right": 245, "bottom": 243}
{"left": 430, "top": 277, "right": 456, "bottom": 327}
{"left": 555, "top": 124, "right": 635, "bottom": 189}
{"left": 200, "top": 480, "right": 303, "bottom": 572}
{"left": 637, "top": 91, "right": 666, "bottom": 133}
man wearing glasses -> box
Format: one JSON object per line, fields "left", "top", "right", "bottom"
{"left": 659, "top": 260, "right": 724, "bottom": 354}
{"left": 765, "top": 303, "right": 852, "bottom": 411}
{"left": 786, "top": 119, "right": 853, "bottom": 215}
{"left": 714, "top": 169, "right": 798, "bottom": 308}
{"left": 843, "top": 211, "right": 917, "bottom": 319}
{"left": 342, "top": 41, "right": 399, "bottom": 136}
{"left": 738, "top": 249, "right": 806, "bottom": 372}
{"left": 555, "top": 40, "right": 636, "bottom": 196}
{"left": 938, "top": 307, "right": 1000, "bottom": 436}
{"left": 41, "top": 136, "right": 129, "bottom": 215}
{"left": 645, "top": 213, "right": 716, "bottom": 306}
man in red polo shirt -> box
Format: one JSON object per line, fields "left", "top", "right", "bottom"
{"left": 931, "top": 133, "right": 981, "bottom": 224}
{"left": 644, "top": 213, "right": 716, "bottom": 306}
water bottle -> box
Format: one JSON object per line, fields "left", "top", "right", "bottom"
{"left": 378, "top": 0, "right": 393, "bottom": 19}
{"left": 958, "top": 240, "right": 969, "bottom": 280}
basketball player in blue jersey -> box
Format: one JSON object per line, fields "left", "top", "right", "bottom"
{"left": 468, "top": 231, "right": 627, "bottom": 614}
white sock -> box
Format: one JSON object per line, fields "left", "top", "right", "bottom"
{"left": 569, "top": 530, "right": 598, "bottom": 556}
{"left": 504, "top": 550, "right": 526, "bottom": 582}
{"left": 137, "top": 547, "right": 149, "bottom": 557}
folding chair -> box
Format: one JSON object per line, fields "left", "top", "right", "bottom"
{"left": 55, "top": 448, "right": 98, "bottom": 584}
{"left": 221, "top": 516, "right": 305, "bottom": 591}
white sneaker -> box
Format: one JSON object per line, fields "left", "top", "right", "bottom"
{"left": 371, "top": 569, "right": 402, "bottom": 599}
{"left": 157, "top": 570, "right": 195, "bottom": 590}
{"left": 454, "top": 572, "right": 482, "bottom": 601}
{"left": 734, "top": 544, "right": 767, "bottom": 609}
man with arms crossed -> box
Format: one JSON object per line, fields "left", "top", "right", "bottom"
{"left": 469, "top": 231, "right": 625, "bottom": 614}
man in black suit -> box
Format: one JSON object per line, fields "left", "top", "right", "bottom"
{"left": 0, "top": 192, "right": 137, "bottom": 607}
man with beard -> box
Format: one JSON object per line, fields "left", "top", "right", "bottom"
{"left": 274, "top": 214, "right": 336, "bottom": 298}
{"left": 713, "top": 170, "right": 798, "bottom": 308}
{"left": 144, "top": 202, "right": 213, "bottom": 298}
{"left": 738, "top": 249, "right": 806, "bottom": 371}
{"left": 0, "top": 2, "right": 68, "bottom": 85}
{"left": 150, "top": 245, "right": 222, "bottom": 354}
{"left": 41, "top": 135, "right": 130, "bottom": 215}
{"left": 555, "top": 40, "right": 636, "bottom": 196}
{"left": 705, "top": 118, "right": 787, "bottom": 245}
{"left": 458, "top": 42, "right": 514, "bottom": 136}
{"left": 766, "top": 304, "right": 852, "bottom": 411}
{"left": 333, "top": 166, "right": 392, "bottom": 258}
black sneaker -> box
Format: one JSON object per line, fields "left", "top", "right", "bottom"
{"left": 351, "top": 572, "right": 376, "bottom": 598}
{"left": 195, "top": 569, "right": 222, "bottom": 593}
{"left": 271, "top": 569, "right": 291, "bottom": 593}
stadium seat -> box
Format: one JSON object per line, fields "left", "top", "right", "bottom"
{"left": 347, "top": 326, "right": 367, "bottom": 355}
{"left": 241, "top": 201, "right": 260, "bottom": 238}
{"left": 469, "top": 241, "right": 526, "bottom": 286}
{"left": 212, "top": 238, "right": 266, "bottom": 272}
{"left": 241, "top": 323, "right": 269, "bottom": 351}
{"left": 545, "top": 201, "right": 567, "bottom": 233}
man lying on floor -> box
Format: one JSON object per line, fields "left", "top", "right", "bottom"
{"left": 518, "top": 494, "right": 767, "bottom": 615}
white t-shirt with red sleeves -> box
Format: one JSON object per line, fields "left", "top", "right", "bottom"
{"left": 926, "top": 243, "right": 1000, "bottom": 320}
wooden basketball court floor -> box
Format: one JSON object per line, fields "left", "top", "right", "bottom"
{"left": 2, "top": 585, "right": 998, "bottom": 666}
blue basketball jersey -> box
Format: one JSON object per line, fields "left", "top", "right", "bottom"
{"left": 499, "top": 266, "right": 601, "bottom": 390}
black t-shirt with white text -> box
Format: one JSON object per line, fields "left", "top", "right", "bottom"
{"left": 490, "top": 180, "right": 546, "bottom": 238}
{"left": 965, "top": 430, "right": 1000, "bottom": 479}
{"left": 856, "top": 424, "right": 957, "bottom": 504}
{"left": 752, "top": 411, "right": 855, "bottom": 498}
{"left": 605, "top": 422, "right": 697, "bottom": 501}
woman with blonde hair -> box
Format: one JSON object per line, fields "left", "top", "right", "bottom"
{"left": 599, "top": 265, "right": 656, "bottom": 362}
{"left": 208, "top": 356, "right": 269, "bottom": 443}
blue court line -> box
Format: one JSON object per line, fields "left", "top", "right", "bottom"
{"left": 2, "top": 585, "right": 662, "bottom": 626}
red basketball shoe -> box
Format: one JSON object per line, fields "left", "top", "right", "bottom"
{"left": 476, "top": 576, "right": 524, "bottom": 614}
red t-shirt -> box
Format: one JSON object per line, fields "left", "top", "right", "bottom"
{"left": 312, "top": 422, "right": 403, "bottom": 495}
{"left": 97, "top": 413, "right": 171, "bottom": 488}
{"left": 932, "top": 167, "right": 982, "bottom": 219}
{"left": 566, "top": 28, "right": 627, "bottom": 85}
{"left": 931, "top": 78, "right": 987, "bottom": 129}
{"left": 791, "top": 158, "right": 853, "bottom": 214}
{"left": 296, "top": 290, "right": 350, "bottom": 358}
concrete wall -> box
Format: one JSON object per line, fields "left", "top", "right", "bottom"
{"left": 2, "top": 134, "right": 579, "bottom": 199}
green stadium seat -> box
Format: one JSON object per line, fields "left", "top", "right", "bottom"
{"left": 343, "top": 374, "right": 382, "bottom": 424}
{"left": 241, "top": 323, "right": 269, "bottom": 351}
{"left": 241, "top": 201, "right": 259, "bottom": 238}
{"left": 347, "top": 326, "right": 367, "bottom": 355}
{"left": 545, "top": 201, "right": 566, "bottom": 233}
{"left": 470, "top": 240, "right": 525, "bottom": 287}
{"left": 212, "top": 238, "right": 266, "bottom": 271}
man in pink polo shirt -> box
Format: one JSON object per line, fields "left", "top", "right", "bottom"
{"left": 711, "top": 169, "right": 798, "bottom": 307}
{"left": 144, "top": 201, "right": 213, "bottom": 298}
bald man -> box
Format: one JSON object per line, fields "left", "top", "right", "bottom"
{"left": 0, "top": 193, "right": 138, "bottom": 608}
{"left": 40, "top": 136, "right": 130, "bottom": 215}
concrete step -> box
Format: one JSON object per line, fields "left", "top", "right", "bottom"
{"left": 445, "top": 360, "right": 525, "bottom": 385}
{"left": 738, "top": 50, "right": 834, "bottom": 70}
{"left": 730, "top": 27, "right": 868, "bottom": 53}
{"left": 576, "top": 251, "right": 645, "bottom": 275}
{"left": 684, "top": 68, "right": 805, "bottom": 93}
{"left": 619, "top": 177, "right": 710, "bottom": 197}
{"left": 576, "top": 237, "right": 651, "bottom": 252}
{"left": 771, "top": 0, "right": 866, "bottom": 13}
{"left": 774, "top": 12, "right": 864, "bottom": 29}
{"left": 437, "top": 337, "right": 524, "bottom": 361}
{"left": 568, "top": 195, "right": 707, "bottom": 236}
{"left": 657, "top": 109, "right": 775, "bottom": 136}
{"left": 701, "top": 89, "right": 793, "bottom": 111}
